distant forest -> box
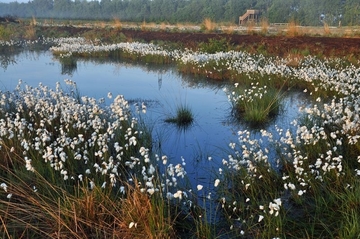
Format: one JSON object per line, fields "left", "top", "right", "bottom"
{"left": 0, "top": 0, "right": 359, "bottom": 26}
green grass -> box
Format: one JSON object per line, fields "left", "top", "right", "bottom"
{"left": 164, "top": 103, "right": 194, "bottom": 128}
{"left": 231, "top": 84, "right": 284, "bottom": 127}
{"left": 198, "top": 37, "right": 232, "bottom": 54}
{"left": 0, "top": 25, "right": 12, "bottom": 40}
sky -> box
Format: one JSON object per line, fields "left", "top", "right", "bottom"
{"left": 0, "top": 0, "right": 29, "bottom": 3}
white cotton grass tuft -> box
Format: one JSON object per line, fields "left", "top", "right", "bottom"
{"left": 214, "top": 179, "right": 220, "bottom": 187}
{"left": 129, "top": 222, "right": 137, "bottom": 229}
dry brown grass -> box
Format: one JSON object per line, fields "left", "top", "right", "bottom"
{"left": 31, "top": 16, "right": 37, "bottom": 26}
{"left": 160, "top": 22, "right": 168, "bottom": 31}
{"left": 141, "top": 20, "right": 148, "bottom": 31}
{"left": 118, "top": 181, "right": 175, "bottom": 239}
{"left": 203, "top": 18, "right": 217, "bottom": 32}
{"left": 224, "top": 25, "right": 236, "bottom": 34}
{"left": 113, "top": 18, "right": 122, "bottom": 29}
{"left": 260, "top": 18, "right": 269, "bottom": 35}
{"left": 24, "top": 24, "right": 36, "bottom": 40}
{"left": 286, "top": 20, "right": 302, "bottom": 37}
{"left": 139, "top": 21, "right": 158, "bottom": 31}
{"left": 20, "top": 16, "right": 38, "bottom": 40}
{"left": 0, "top": 166, "right": 175, "bottom": 239}
{"left": 94, "top": 21, "right": 107, "bottom": 28}
{"left": 246, "top": 22, "right": 255, "bottom": 35}
{"left": 342, "top": 27, "right": 360, "bottom": 38}
{"left": 323, "top": 22, "right": 331, "bottom": 35}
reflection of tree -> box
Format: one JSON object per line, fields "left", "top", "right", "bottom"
{"left": 0, "top": 46, "right": 20, "bottom": 70}
{"left": 0, "top": 55, "right": 16, "bottom": 70}
{"left": 54, "top": 52, "right": 226, "bottom": 91}
{"left": 0, "top": 44, "right": 48, "bottom": 71}
{"left": 59, "top": 56, "right": 77, "bottom": 75}
{"left": 178, "top": 71, "right": 226, "bottom": 91}
{"left": 158, "top": 71, "right": 163, "bottom": 90}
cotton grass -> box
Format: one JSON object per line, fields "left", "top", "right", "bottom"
{"left": 2, "top": 36, "right": 360, "bottom": 238}
{"left": 0, "top": 79, "right": 191, "bottom": 238}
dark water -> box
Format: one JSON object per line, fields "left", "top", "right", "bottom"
{"left": 0, "top": 49, "right": 309, "bottom": 191}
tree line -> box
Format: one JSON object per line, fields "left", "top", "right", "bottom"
{"left": 0, "top": 0, "right": 359, "bottom": 26}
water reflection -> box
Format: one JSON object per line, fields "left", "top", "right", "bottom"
{"left": 0, "top": 54, "right": 16, "bottom": 70}
{"left": 0, "top": 48, "right": 309, "bottom": 191}
{"left": 0, "top": 43, "right": 56, "bottom": 71}
{"left": 0, "top": 46, "right": 21, "bottom": 70}
{"left": 59, "top": 56, "right": 77, "bottom": 75}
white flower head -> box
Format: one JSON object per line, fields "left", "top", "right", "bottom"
{"left": 129, "top": 222, "right": 137, "bottom": 228}
{"left": 214, "top": 179, "right": 220, "bottom": 187}
{"left": 147, "top": 188, "right": 155, "bottom": 195}
{"left": 173, "top": 190, "right": 183, "bottom": 200}
{"left": 0, "top": 183, "right": 7, "bottom": 192}
{"left": 162, "top": 155, "right": 168, "bottom": 165}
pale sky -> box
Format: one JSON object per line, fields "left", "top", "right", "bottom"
{"left": 0, "top": 0, "right": 29, "bottom": 3}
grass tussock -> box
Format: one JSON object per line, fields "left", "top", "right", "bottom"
{"left": 0, "top": 169, "right": 176, "bottom": 238}
{"left": 160, "top": 22, "right": 168, "bottom": 31}
{"left": 118, "top": 180, "right": 176, "bottom": 239}
{"left": 286, "top": 20, "right": 302, "bottom": 37}
{"left": 260, "top": 18, "right": 269, "bottom": 35}
{"left": 246, "top": 22, "right": 255, "bottom": 35}
{"left": 229, "top": 82, "right": 284, "bottom": 126}
{"left": 202, "top": 18, "right": 217, "bottom": 32}
{"left": 113, "top": 18, "right": 122, "bottom": 29}
{"left": 141, "top": 20, "right": 147, "bottom": 31}
{"left": 224, "top": 25, "right": 236, "bottom": 35}
{"left": 323, "top": 22, "right": 331, "bottom": 35}
{"left": 165, "top": 103, "right": 194, "bottom": 129}
{"left": 24, "top": 25, "right": 36, "bottom": 40}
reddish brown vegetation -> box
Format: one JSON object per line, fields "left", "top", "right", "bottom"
{"left": 121, "top": 29, "right": 360, "bottom": 58}
{"left": 42, "top": 26, "right": 360, "bottom": 58}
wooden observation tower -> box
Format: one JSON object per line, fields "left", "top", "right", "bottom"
{"left": 239, "top": 9, "right": 261, "bottom": 25}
